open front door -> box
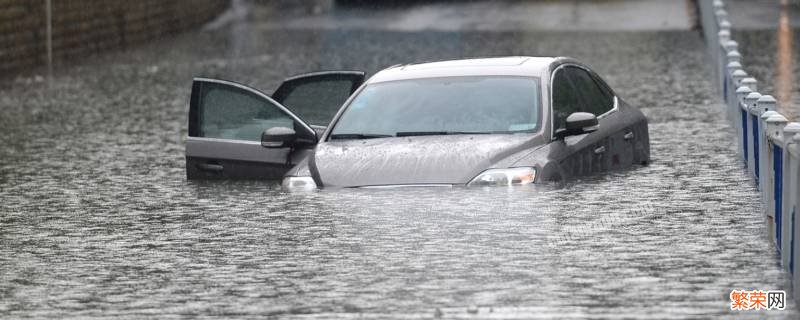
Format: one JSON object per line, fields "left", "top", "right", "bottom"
{"left": 272, "top": 71, "right": 365, "bottom": 128}
{"left": 186, "top": 78, "right": 317, "bottom": 180}
{"left": 186, "top": 71, "right": 366, "bottom": 180}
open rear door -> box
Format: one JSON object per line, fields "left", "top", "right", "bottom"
{"left": 272, "top": 71, "right": 365, "bottom": 129}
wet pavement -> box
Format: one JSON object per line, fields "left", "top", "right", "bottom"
{"left": 1, "top": 1, "right": 797, "bottom": 318}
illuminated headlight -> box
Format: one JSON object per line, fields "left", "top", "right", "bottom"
{"left": 467, "top": 167, "right": 537, "bottom": 187}
{"left": 281, "top": 176, "right": 318, "bottom": 191}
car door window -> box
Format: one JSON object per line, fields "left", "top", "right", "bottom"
{"left": 272, "top": 72, "right": 365, "bottom": 126}
{"left": 278, "top": 79, "right": 353, "bottom": 126}
{"left": 551, "top": 69, "right": 581, "bottom": 130}
{"left": 566, "top": 67, "right": 614, "bottom": 116}
{"left": 196, "top": 81, "right": 294, "bottom": 141}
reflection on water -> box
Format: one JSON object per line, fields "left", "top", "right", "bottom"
{"left": 733, "top": 0, "right": 800, "bottom": 121}
{"left": 0, "top": 7, "right": 797, "bottom": 319}
{"left": 776, "top": 0, "right": 795, "bottom": 119}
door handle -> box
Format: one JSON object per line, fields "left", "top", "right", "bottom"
{"left": 197, "top": 163, "right": 223, "bottom": 172}
{"left": 623, "top": 131, "right": 635, "bottom": 140}
{"left": 594, "top": 146, "right": 606, "bottom": 155}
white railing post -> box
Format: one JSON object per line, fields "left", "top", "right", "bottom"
{"left": 745, "top": 92, "right": 762, "bottom": 174}
{"left": 782, "top": 123, "right": 800, "bottom": 272}
{"left": 717, "top": 27, "right": 731, "bottom": 93}
{"left": 716, "top": 8, "right": 728, "bottom": 23}
{"left": 711, "top": 6, "right": 728, "bottom": 92}
{"left": 741, "top": 77, "right": 758, "bottom": 118}
{"left": 762, "top": 111, "right": 779, "bottom": 241}
{"left": 757, "top": 96, "right": 777, "bottom": 191}
{"left": 728, "top": 69, "right": 755, "bottom": 114}
{"left": 732, "top": 70, "right": 748, "bottom": 92}
{"left": 788, "top": 132, "right": 800, "bottom": 286}
{"left": 718, "top": 29, "right": 731, "bottom": 43}
{"left": 725, "top": 61, "right": 740, "bottom": 76}
{"left": 726, "top": 50, "right": 741, "bottom": 64}
{"left": 742, "top": 77, "right": 757, "bottom": 91}
{"left": 767, "top": 114, "right": 789, "bottom": 251}
{"left": 762, "top": 110, "right": 779, "bottom": 199}
{"left": 724, "top": 41, "right": 740, "bottom": 95}
{"left": 719, "top": 19, "right": 731, "bottom": 31}
{"left": 705, "top": 0, "right": 722, "bottom": 81}
{"left": 736, "top": 86, "right": 753, "bottom": 160}
{"left": 724, "top": 39, "right": 738, "bottom": 53}
{"left": 725, "top": 61, "right": 741, "bottom": 112}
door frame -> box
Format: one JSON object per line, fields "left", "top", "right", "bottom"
{"left": 548, "top": 63, "right": 618, "bottom": 141}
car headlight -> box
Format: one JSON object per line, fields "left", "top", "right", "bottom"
{"left": 281, "top": 176, "right": 318, "bottom": 191}
{"left": 467, "top": 167, "right": 536, "bottom": 187}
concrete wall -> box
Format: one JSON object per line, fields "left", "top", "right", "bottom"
{"left": 0, "top": 0, "right": 229, "bottom": 77}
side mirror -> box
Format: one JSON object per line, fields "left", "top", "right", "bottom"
{"left": 261, "top": 126, "right": 296, "bottom": 148}
{"left": 555, "top": 112, "right": 599, "bottom": 139}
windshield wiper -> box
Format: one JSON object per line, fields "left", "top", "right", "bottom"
{"left": 395, "top": 131, "right": 492, "bottom": 137}
{"left": 329, "top": 133, "right": 393, "bottom": 140}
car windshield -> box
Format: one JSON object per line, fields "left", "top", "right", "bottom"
{"left": 329, "top": 76, "right": 540, "bottom": 138}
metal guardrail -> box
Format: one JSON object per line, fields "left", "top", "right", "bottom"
{"left": 699, "top": 0, "right": 800, "bottom": 299}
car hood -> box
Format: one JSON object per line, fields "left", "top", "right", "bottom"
{"left": 311, "top": 134, "right": 541, "bottom": 187}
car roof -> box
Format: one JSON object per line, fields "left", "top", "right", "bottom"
{"left": 368, "top": 56, "right": 556, "bottom": 84}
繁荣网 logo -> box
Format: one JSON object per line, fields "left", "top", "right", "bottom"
{"left": 730, "top": 290, "right": 786, "bottom": 311}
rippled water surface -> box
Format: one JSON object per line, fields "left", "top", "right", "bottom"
{"left": 727, "top": 0, "right": 800, "bottom": 119}
{"left": 1, "top": 2, "right": 797, "bottom": 319}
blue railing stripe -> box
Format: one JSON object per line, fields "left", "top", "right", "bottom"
{"left": 723, "top": 76, "right": 728, "bottom": 103}
{"left": 791, "top": 207, "right": 796, "bottom": 275}
{"left": 752, "top": 115, "right": 760, "bottom": 180}
{"left": 775, "top": 144, "right": 784, "bottom": 252}
{"left": 742, "top": 110, "right": 748, "bottom": 162}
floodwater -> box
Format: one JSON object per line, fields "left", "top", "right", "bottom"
{"left": 0, "top": 1, "right": 796, "bottom": 318}
{"left": 727, "top": 0, "right": 800, "bottom": 119}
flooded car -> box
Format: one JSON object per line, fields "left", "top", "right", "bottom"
{"left": 185, "top": 56, "right": 650, "bottom": 189}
